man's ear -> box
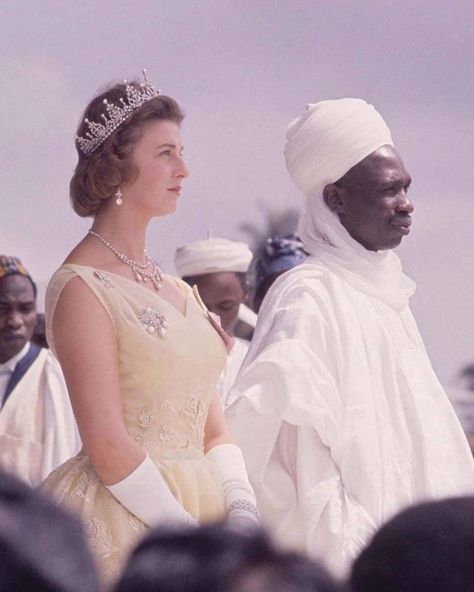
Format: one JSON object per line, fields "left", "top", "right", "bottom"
{"left": 323, "top": 183, "right": 345, "bottom": 214}
{"left": 241, "top": 278, "right": 250, "bottom": 304}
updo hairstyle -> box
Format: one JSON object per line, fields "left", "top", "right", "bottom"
{"left": 70, "top": 80, "right": 184, "bottom": 217}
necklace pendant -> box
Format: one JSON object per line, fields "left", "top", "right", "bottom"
{"left": 88, "top": 229, "right": 164, "bottom": 293}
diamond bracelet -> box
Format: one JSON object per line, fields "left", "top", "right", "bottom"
{"left": 228, "top": 499, "right": 260, "bottom": 520}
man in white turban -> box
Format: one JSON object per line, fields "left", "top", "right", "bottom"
{"left": 175, "top": 237, "right": 253, "bottom": 408}
{"left": 226, "top": 99, "right": 474, "bottom": 575}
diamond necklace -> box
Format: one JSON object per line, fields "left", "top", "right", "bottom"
{"left": 88, "top": 229, "right": 164, "bottom": 291}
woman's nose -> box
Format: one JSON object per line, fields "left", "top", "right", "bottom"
{"left": 176, "top": 156, "right": 189, "bottom": 179}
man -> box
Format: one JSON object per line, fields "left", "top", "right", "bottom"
{"left": 226, "top": 99, "right": 474, "bottom": 574}
{"left": 175, "top": 237, "right": 253, "bottom": 408}
{"left": 0, "top": 256, "right": 80, "bottom": 486}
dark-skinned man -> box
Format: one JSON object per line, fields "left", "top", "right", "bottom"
{"left": 175, "top": 237, "right": 253, "bottom": 409}
{"left": 0, "top": 256, "right": 80, "bottom": 486}
{"left": 227, "top": 99, "right": 474, "bottom": 575}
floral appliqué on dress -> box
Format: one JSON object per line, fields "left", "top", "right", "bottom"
{"left": 133, "top": 392, "right": 206, "bottom": 453}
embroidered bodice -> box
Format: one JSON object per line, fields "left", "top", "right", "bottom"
{"left": 45, "top": 264, "right": 227, "bottom": 462}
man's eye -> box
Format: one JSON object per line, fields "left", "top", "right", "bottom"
{"left": 219, "top": 302, "right": 237, "bottom": 312}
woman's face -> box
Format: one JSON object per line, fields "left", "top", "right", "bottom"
{"left": 124, "top": 119, "right": 189, "bottom": 217}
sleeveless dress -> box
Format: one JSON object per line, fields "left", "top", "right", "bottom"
{"left": 43, "top": 264, "right": 227, "bottom": 580}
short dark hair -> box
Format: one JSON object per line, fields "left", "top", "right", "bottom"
{"left": 70, "top": 80, "right": 184, "bottom": 217}
{"left": 0, "top": 470, "right": 100, "bottom": 592}
{"left": 114, "top": 523, "right": 342, "bottom": 592}
{"left": 350, "top": 497, "right": 474, "bottom": 592}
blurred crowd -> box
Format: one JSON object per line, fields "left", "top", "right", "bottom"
{"left": 2, "top": 468, "right": 474, "bottom": 592}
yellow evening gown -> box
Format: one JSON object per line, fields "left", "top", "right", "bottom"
{"left": 43, "top": 264, "right": 227, "bottom": 580}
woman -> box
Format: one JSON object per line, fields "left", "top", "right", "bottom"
{"left": 43, "top": 70, "right": 258, "bottom": 580}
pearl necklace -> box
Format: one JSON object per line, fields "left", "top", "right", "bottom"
{"left": 88, "top": 229, "right": 164, "bottom": 291}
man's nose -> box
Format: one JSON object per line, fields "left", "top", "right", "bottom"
{"left": 396, "top": 191, "right": 414, "bottom": 214}
{"left": 5, "top": 310, "right": 24, "bottom": 329}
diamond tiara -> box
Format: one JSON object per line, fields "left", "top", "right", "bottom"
{"left": 76, "top": 69, "right": 160, "bottom": 157}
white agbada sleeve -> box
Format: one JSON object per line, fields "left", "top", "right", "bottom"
{"left": 217, "top": 338, "right": 249, "bottom": 409}
{"left": 226, "top": 272, "right": 376, "bottom": 573}
{"left": 40, "top": 352, "right": 81, "bottom": 482}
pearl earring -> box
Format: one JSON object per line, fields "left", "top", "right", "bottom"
{"left": 115, "top": 188, "right": 123, "bottom": 205}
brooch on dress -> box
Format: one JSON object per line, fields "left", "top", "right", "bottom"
{"left": 137, "top": 307, "right": 168, "bottom": 337}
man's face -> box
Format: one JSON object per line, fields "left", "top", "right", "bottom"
{"left": 187, "top": 272, "right": 248, "bottom": 335}
{"left": 0, "top": 275, "right": 37, "bottom": 363}
{"left": 329, "top": 145, "right": 413, "bottom": 251}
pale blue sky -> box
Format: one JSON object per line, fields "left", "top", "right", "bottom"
{"left": 1, "top": 0, "right": 473, "bottom": 384}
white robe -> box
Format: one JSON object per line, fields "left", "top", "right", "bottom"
{"left": 217, "top": 337, "right": 249, "bottom": 409}
{"left": 226, "top": 258, "right": 474, "bottom": 574}
{"left": 0, "top": 348, "right": 80, "bottom": 486}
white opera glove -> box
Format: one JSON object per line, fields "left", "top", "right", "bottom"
{"left": 106, "top": 454, "right": 198, "bottom": 528}
{"left": 206, "top": 443, "right": 259, "bottom": 530}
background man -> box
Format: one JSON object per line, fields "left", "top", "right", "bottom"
{"left": 0, "top": 256, "right": 80, "bottom": 486}
{"left": 175, "top": 237, "right": 253, "bottom": 409}
{"left": 227, "top": 99, "right": 474, "bottom": 574}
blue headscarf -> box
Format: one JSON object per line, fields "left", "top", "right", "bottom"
{"left": 255, "top": 234, "right": 307, "bottom": 290}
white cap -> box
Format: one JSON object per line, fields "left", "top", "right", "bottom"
{"left": 175, "top": 237, "right": 253, "bottom": 277}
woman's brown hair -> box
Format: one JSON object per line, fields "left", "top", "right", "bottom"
{"left": 70, "top": 81, "right": 184, "bottom": 217}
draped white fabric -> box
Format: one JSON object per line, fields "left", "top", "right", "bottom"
{"left": 217, "top": 337, "right": 249, "bottom": 409}
{"left": 226, "top": 262, "right": 474, "bottom": 574}
{"left": 0, "top": 349, "right": 81, "bottom": 486}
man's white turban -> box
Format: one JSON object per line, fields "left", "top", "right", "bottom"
{"left": 175, "top": 238, "right": 253, "bottom": 277}
{"left": 284, "top": 98, "right": 393, "bottom": 197}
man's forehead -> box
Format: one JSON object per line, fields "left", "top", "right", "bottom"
{"left": 0, "top": 275, "right": 35, "bottom": 300}
{"left": 194, "top": 271, "right": 242, "bottom": 291}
